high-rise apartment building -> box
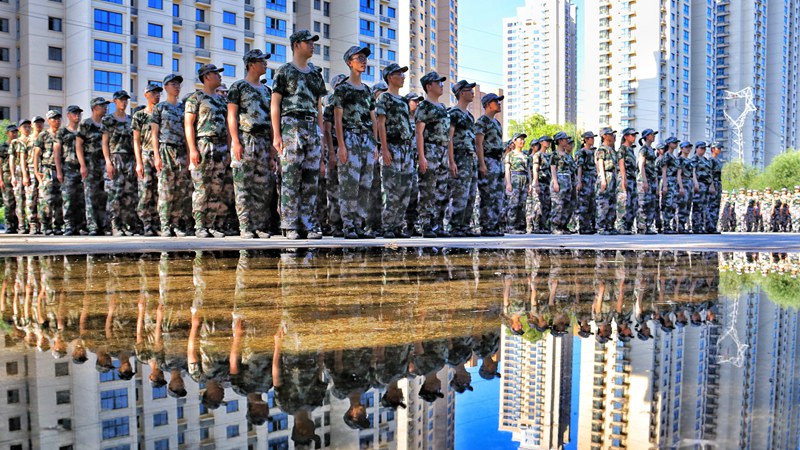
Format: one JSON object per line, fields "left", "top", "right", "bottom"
{"left": 502, "top": 0, "right": 576, "bottom": 136}
{"left": 0, "top": 0, "right": 401, "bottom": 120}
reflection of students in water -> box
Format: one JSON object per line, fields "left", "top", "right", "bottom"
{"left": 373, "top": 343, "right": 411, "bottom": 409}
{"left": 410, "top": 339, "right": 448, "bottom": 402}
{"left": 501, "top": 274, "right": 526, "bottom": 335}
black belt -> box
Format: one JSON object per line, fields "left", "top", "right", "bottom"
{"left": 484, "top": 153, "right": 501, "bottom": 159}
{"left": 285, "top": 112, "right": 317, "bottom": 122}
{"left": 511, "top": 170, "right": 527, "bottom": 175}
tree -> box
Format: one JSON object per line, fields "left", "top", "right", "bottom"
{"left": 0, "top": 119, "right": 11, "bottom": 145}
{"left": 507, "top": 114, "right": 581, "bottom": 148}
{"left": 751, "top": 150, "right": 800, "bottom": 190}
{"left": 721, "top": 159, "right": 759, "bottom": 191}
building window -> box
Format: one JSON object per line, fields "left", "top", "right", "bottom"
{"left": 196, "top": 35, "right": 205, "bottom": 49}
{"left": 223, "top": 37, "right": 236, "bottom": 51}
{"left": 172, "top": 58, "right": 179, "bottom": 72}
{"left": 6, "top": 361, "right": 18, "bottom": 375}
{"left": 0, "top": 18, "right": 8, "bottom": 33}
{"left": 195, "top": 8, "right": 205, "bottom": 23}
{"left": 323, "top": 1, "right": 330, "bottom": 16}
{"left": 360, "top": 0, "right": 375, "bottom": 14}
{"left": 95, "top": 10, "right": 123, "bottom": 34}
{"left": 152, "top": 384, "right": 167, "bottom": 399}
{"left": 226, "top": 425, "right": 239, "bottom": 438}
{"left": 147, "top": 23, "right": 163, "bottom": 38}
{"left": 7, "top": 389, "right": 19, "bottom": 403}
{"left": 387, "top": 28, "right": 396, "bottom": 39}
{"left": 94, "top": 40, "right": 122, "bottom": 63}
{"left": 266, "top": 17, "right": 286, "bottom": 37}
{"left": 153, "top": 411, "right": 168, "bottom": 427}
{"left": 56, "top": 390, "right": 71, "bottom": 404}
{"left": 100, "top": 389, "right": 128, "bottom": 410}
{"left": 172, "top": 3, "right": 179, "bottom": 17}
{"left": 154, "top": 440, "right": 169, "bottom": 450}
{"left": 147, "top": 52, "right": 163, "bottom": 66}
{"left": 387, "top": 6, "right": 396, "bottom": 18}
{"left": 0, "top": 107, "right": 8, "bottom": 120}
{"left": 314, "top": 0, "right": 321, "bottom": 10}
{"left": 49, "top": 17, "right": 63, "bottom": 32}
{"left": 323, "top": 45, "right": 329, "bottom": 61}
{"left": 48, "top": 46, "right": 63, "bottom": 61}
{"left": 266, "top": 0, "right": 287, "bottom": 12}
{"left": 200, "top": 427, "right": 209, "bottom": 440}
{"left": 172, "top": 30, "right": 179, "bottom": 44}
{"left": 359, "top": 19, "right": 374, "bottom": 37}
{"left": 9, "top": 416, "right": 21, "bottom": 431}
{"left": 267, "top": 42, "right": 286, "bottom": 62}
{"left": 94, "top": 70, "right": 122, "bottom": 92}
{"left": 0, "top": 77, "right": 8, "bottom": 91}
{"left": 223, "top": 11, "right": 236, "bottom": 25}
{"left": 323, "top": 23, "right": 329, "bottom": 38}
{"left": 0, "top": 47, "right": 8, "bottom": 61}
{"left": 387, "top": 49, "right": 396, "bottom": 61}
{"left": 148, "top": 0, "right": 162, "bottom": 9}
{"left": 226, "top": 400, "right": 239, "bottom": 413}
{"left": 223, "top": 63, "right": 236, "bottom": 77}
{"left": 101, "top": 417, "right": 130, "bottom": 440}
{"left": 48, "top": 76, "right": 63, "bottom": 91}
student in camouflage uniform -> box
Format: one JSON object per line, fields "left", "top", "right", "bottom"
{"left": 446, "top": 80, "right": 478, "bottom": 237}
{"left": 323, "top": 74, "right": 348, "bottom": 237}
{"left": 132, "top": 84, "right": 162, "bottom": 236}
{"left": 32, "top": 110, "right": 63, "bottom": 235}
{"left": 9, "top": 120, "right": 31, "bottom": 233}
{"left": 185, "top": 64, "right": 229, "bottom": 238}
{"left": 636, "top": 129, "right": 658, "bottom": 234}
{"left": 791, "top": 186, "right": 800, "bottom": 231}
{"left": 531, "top": 136, "right": 553, "bottom": 233}
{"left": 615, "top": 128, "right": 638, "bottom": 234}
{"left": 403, "top": 92, "right": 424, "bottom": 235}
{"left": 55, "top": 105, "right": 85, "bottom": 235}
{"left": 594, "top": 128, "right": 617, "bottom": 235}
{"left": 151, "top": 74, "right": 191, "bottom": 237}
{"left": 735, "top": 187, "right": 748, "bottom": 232}
{"left": 676, "top": 141, "right": 695, "bottom": 233}
{"left": 227, "top": 49, "right": 275, "bottom": 239}
{"left": 376, "top": 64, "right": 414, "bottom": 239}
{"left": 102, "top": 90, "right": 138, "bottom": 236}
{"left": 525, "top": 139, "right": 542, "bottom": 232}
{"left": 25, "top": 116, "right": 44, "bottom": 234}
{"left": 0, "top": 124, "right": 18, "bottom": 233}
{"left": 475, "top": 93, "right": 504, "bottom": 237}
{"left": 76, "top": 98, "right": 109, "bottom": 235}
{"left": 332, "top": 46, "right": 377, "bottom": 239}
{"left": 549, "top": 132, "right": 577, "bottom": 235}
{"left": 366, "top": 81, "right": 388, "bottom": 235}
{"left": 415, "top": 71, "right": 451, "bottom": 238}
{"left": 271, "top": 30, "right": 328, "bottom": 240}
{"left": 660, "top": 137, "right": 681, "bottom": 233}
{"left": 653, "top": 142, "right": 666, "bottom": 232}
{"left": 575, "top": 131, "right": 596, "bottom": 234}
{"left": 503, "top": 133, "right": 529, "bottom": 234}
{"left": 690, "top": 141, "right": 714, "bottom": 234}
{"left": 708, "top": 142, "right": 724, "bottom": 233}
{"left": 761, "top": 188, "right": 775, "bottom": 232}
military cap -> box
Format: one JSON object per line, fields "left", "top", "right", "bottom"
{"left": 330, "top": 73, "right": 348, "bottom": 89}
{"left": 197, "top": 63, "right": 224, "bottom": 79}
{"left": 451, "top": 79, "right": 476, "bottom": 96}
{"left": 480, "top": 92, "right": 503, "bottom": 107}
{"left": 600, "top": 127, "right": 616, "bottom": 136}
{"left": 655, "top": 142, "right": 667, "bottom": 150}
{"left": 512, "top": 132, "right": 527, "bottom": 142}
{"left": 45, "top": 110, "right": 61, "bottom": 120}
{"left": 622, "top": 127, "right": 638, "bottom": 136}
{"left": 553, "top": 131, "right": 570, "bottom": 141}
{"left": 665, "top": 136, "right": 679, "bottom": 145}
{"left": 6, "top": 123, "right": 17, "bottom": 132}
{"left": 711, "top": 141, "right": 724, "bottom": 148}
{"left": 695, "top": 140, "right": 707, "bottom": 148}
{"left": 243, "top": 48, "right": 270, "bottom": 64}
{"left": 18, "top": 119, "right": 31, "bottom": 126}
{"left": 794, "top": 186, "right": 800, "bottom": 190}
{"left": 530, "top": 137, "right": 541, "bottom": 145}
{"left": 420, "top": 71, "right": 446, "bottom": 88}
{"left": 781, "top": 187, "right": 788, "bottom": 192}
{"left": 404, "top": 92, "right": 424, "bottom": 102}
{"left": 539, "top": 135, "right": 554, "bottom": 142}
{"left": 582, "top": 131, "right": 597, "bottom": 139}
{"left": 91, "top": 97, "right": 110, "bottom": 108}
{"left": 738, "top": 187, "right": 745, "bottom": 192}
{"left": 680, "top": 141, "right": 693, "bottom": 148}
{"left": 566, "top": 136, "right": 575, "bottom": 143}
{"left": 641, "top": 128, "right": 658, "bottom": 137}
{"left": 289, "top": 29, "right": 319, "bottom": 45}
{"left": 343, "top": 45, "right": 370, "bottom": 63}
{"left": 66, "top": 105, "right": 83, "bottom": 114}
{"left": 381, "top": 63, "right": 408, "bottom": 82}
{"left": 765, "top": 187, "right": 772, "bottom": 191}
{"left": 145, "top": 83, "right": 163, "bottom": 94}
{"left": 372, "top": 81, "right": 388, "bottom": 93}
{"left": 31, "top": 115, "right": 44, "bottom": 123}
{"left": 112, "top": 90, "right": 131, "bottom": 100}
{"left": 163, "top": 73, "right": 184, "bottom": 85}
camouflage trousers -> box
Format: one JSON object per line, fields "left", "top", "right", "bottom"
{"left": 107, "top": 153, "right": 139, "bottom": 231}
{"left": 61, "top": 162, "right": 86, "bottom": 232}
{"left": 137, "top": 150, "right": 160, "bottom": 232}
{"left": 447, "top": 149, "right": 477, "bottom": 234}
{"left": 690, "top": 181, "right": 711, "bottom": 233}
{"left": 478, "top": 156, "right": 504, "bottom": 234}
{"left": 37, "top": 166, "right": 63, "bottom": 232}
{"left": 25, "top": 168, "right": 39, "bottom": 231}
{"left": 315, "top": 168, "right": 328, "bottom": 231}
{"left": 280, "top": 116, "right": 321, "bottom": 232}
{"left": 1, "top": 166, "right": 18, "bottom": 231}
{"left": 636, "top": 178, "right": 657, "bottom": 233}
{"left": 550, "top": 174, "right": 575, "bottom": 230}
{"left": 735, "top": 205, "right": 748, "bottom": 232}
{"left": 527, "top": 184, "right": 542, "bottom": 233}
{"left": 233, "top": 132, "right": 274, "bottom": 233}
{"left": 676, "top": 180, "right": 692, "bottom": 231}
{"left": 83, "top": 152, "right": 108, "bottom": 233}
{"left": 615, "top": 178, "right": 637, "bottom": 232}
{"left": 505, "top": 173, "right": 528, "bottom": 232}
{"left": 660, "top": 178, "right": 679, "bottom": 232}
{"left": 536, "top": 182, "right": 552, "bottom": 232}
{"left": 791, "top": 207, "right": 800, "bottom": 232}
{"left": 367, "top": 158, "right": 382, "bottom": 233}
{"left": 337, "top": 130, "right": 375, "bottom": 234}
{"left": 326, "top": 156, "right": 342, "bottom": 233}
{"left": 158, "top": 143, "right": 192, "bottom": 232}
{"left": 191, "top": 138, "right": 229, "bottom": 231}
{"left": 576, "top": 173, "right": 596, "bottom": 233}
{"left": 381, "top": 142, "right": 414, "bottom": 233}
{"left": 708, "top": 181, "right": 722, "bottom": 232}
{"left": 405, "top": 152, "right": 419, "bottom": 234}
{"left": 12, "top": 167, "right": 27, "bottom": 231}
{"left": 417, "top": 143, "right": 449, "bottom": 233}
{"left": 222, "top": 162, "right": 236, "bottom": 232}
{"left": 595, "top": 174, "right": 617, "bottom": 232}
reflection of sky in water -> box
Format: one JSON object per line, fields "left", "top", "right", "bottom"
{"left": 455, "top": 366, "right": 517, "bottom": 450}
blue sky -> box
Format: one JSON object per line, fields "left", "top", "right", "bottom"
{"left": 454, "top": 366, "right": 518, "bottom": 450}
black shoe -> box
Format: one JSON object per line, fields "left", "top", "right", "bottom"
{"left": 332, "top": 230, "right": 344, "bottom": 238}
{"left": 422, "top": 230, "right": 437, "bottom": 238}
{"left": 87, "top": 229, "right": 99, "bottom": 236}
{"left": 395, "top": 229, "right": 411, "bottom": 238}
{"left": 344, "top": 231, "right": 359, "bottom": 239}
{"left": 62, "top": 228, "right": 77, "bottom": 236}
{"left": 436, "top": 230, "right": 452, "bottom": 238}
{"left": 383, "top": 231, "right": 396, "bottom": 239}
{"left": 358, "top": 231, "right": 376, "bottom": 239}
{"left": 143, "top": 227, "right": 157, "bottom": 237}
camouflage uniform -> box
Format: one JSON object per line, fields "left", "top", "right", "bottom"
{"left": 77, "top": 118, "right": 107, "bottom": 234}
{"left": 676, "top": 155, "right": 693, "bottom": 232}
{"left": 323, "top": 100, "right": 342, "bottom": 233}
{"left": 331, "top": 82, "right": 375, "bottom": 236}
{"left": 475, "top": 114, "right": 504, "bottom": 234}
{"left": 531, "top": 150, "right": 552, "bottom": 232}
{"left": 574, "top": 147, "right": 596, "bottom": 233}
{"left": 185, "top": 90, "right": 230, "bottom": 232}
{"left": 690, "top": 154, "right": 712, "bottom": 233}
{"left": 446, "top": 106, "right": 477, "bottom": 235}
{"left": 735, "top": 191, "right": 748, "bottom": 232}
{"left": 10, "top": 138, "right": 28, "bottom": 232}
{"left": 103, "top": 113, "right": 138, "bottom": 233}
{"left": 131, "top": 108, "right": 160, "bottom": 233}
{"left": 23, "top": 135, "right": 39, "bottom": 232}
{"left": 228, "top": 79, "right": 275, "bottom": 234}
{"left": 594, "top": 145, "right": 617, "bottom": 233}
{"left": 273, "top": 63, "right": 327, "bottom": 233}
{"left": 56, "top": 127, "right": 86, "bottom": 233}
{"left": 550, "top": 150, "right": 577, "bottom": 232}
{"left": 33, "top": 129, "right": 63, "bottom": 233}
{"left": 761, "top": 193, "right": 774, "bottom": 232}
{"left": 708, "top": 156, "right": 723, "bottom": 232}
{"left": 614, "top": 145, "right": 638, "bottom": 233}
{"left": 791, "top": 190, "right": 800, "bottom": 231}
{"left": 661, "top": 151, "right": 680, "bottom": 232}
{"left": 636, "top": 144, "right": 658, "bottom": 233}
{"left": 0, "top": 141, "right": 18, "bottom": 231}
{"left": 376, "top": 92, "right": 414, "bottom": 234}
{"left": 415, "top": 99, "right": 451, "bottom": 234}
{"left": 504, "top": 150, "right": 529, "bottom": 232}
{"left": 151, "top": 100, "right": 192, "bottom": 233}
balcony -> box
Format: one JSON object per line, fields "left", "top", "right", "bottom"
{"left": 380, "top": 37, "right": 391, "bottom": 45}
{"left": 245, "top": 4, "right": 255, "bottom": 13}
{"left": 173, "top": 45, "right": 182, "bottom": 54}
{"left": 196, "top": 0, "right": 210, "bottom": 4}
{"left": 195, "top": 49, "right": 211, "bottom": 59}
{"left": 380, "top": 15, "right": 391, "bottom": 24}
{"left": 131, "top": 7, "right": 138, "bottom": 16}
{"left": 195, "top": 23, "right": 211, "bottom": 33}
{"left": 245, "top": 30, "right": 254, "bottom": 38}
{"left": 131, "top": 36, "right": 137, "bottom": 45}
{"left": 130, "top": 65, "right": 137, "bottom": 74}
{"left": 173, "top": 17, "right": 182, "bottom": 27}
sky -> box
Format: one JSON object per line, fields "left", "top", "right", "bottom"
{"left": 454, "top": 366, "right": 518, "bottom": 450}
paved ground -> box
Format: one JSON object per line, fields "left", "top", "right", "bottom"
{"left": 1, "top": 232, "right": 799, "bottom": 256}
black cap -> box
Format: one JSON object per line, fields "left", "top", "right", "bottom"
{"left": 381, "top": 63, "right": 408, "bottom": 82}
{"left": 695, "top": 140, "right": 707, "bottom": 148}
{"left": 622, "top": 127, "right": 638, "bottom": 136}
{"left": 641, "top": 128, "right": 658, "bottom": 137}
{"left": 451, "top": 79, "right": 476, "bottom": 96}
{"left": 6, "top": 123, "right": 17, "bottom": 132}
{"left": 420, "top": 71, "right": 446, "bottom": 89}
{"left": 372, "top": 81, "right": 388, "bottom": 93}
{"left": 539, "top": 135, "right": 554, "bottom": 142}
{"left": 66, "top": 105, "right": 83, "bottom": 114}
{"left": 163, "top": 73, "right": 184, "bottom": 85}
{"left": 600, "top": 127, "right": 616, "bottom": 136}
{"left": 582, "top": 131, "right": 597, "bottom": 139}
{"left": 46, "top": 110, "right": 62, "bottom": 120}
{"left": 289, "top": 29, "right": 319, "bottom": 45}
{"left": 711, "top": 141, "right": 724, "bottom": 149}
{"left": 113, "top": 90, "right": 131, "bottom": 100}
{"left": 343, "top": 45, "right": 370, "bottom": 62}
{"left": 145, "top": 83, "right": 163, "bottom": 94}
{"left": 243, "top": 48, "right": 270, "bottom": 64}
{"left": 404, "top": 92, "right": 424, "bottom": 102}
{"left": 18, "top": 119, "right": 31, "bottom": 126}
{"left": 31, "top": 115, "right": 44, "bottom": 123}
{"left": 197, "top": 64, "right": 224, "bottom": 79}
{"left": 680, "top": 141, "right": 694, "bottom": 148}
{"left": 480, "top": 92, "right": 504, "bottom": 107}
{"left": 553, "top": 131, "right": 569, "bottom": 141}
{"left": 512, "top": 132, "right": 527, "bottom": 142}
{"left": 665, "top": 136, "right": 679, "bottom": 145}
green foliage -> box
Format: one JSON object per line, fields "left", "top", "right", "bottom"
{"left": 721, "top": 160, "right": 759, "bottom": 191}
{"left": 507, "top": 114, "right": 580, "bottom": 150}
{"left": 0, "top": 119, "right": 12, "bottom": 146}
{"left": 760, "top": 273, "right": 800, "bottom": 308}
{"left": 722, "top": 150, "right": 800, "bottom": 191}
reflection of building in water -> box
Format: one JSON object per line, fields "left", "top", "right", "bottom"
{"left": 396, "top": 366, "right": 456, "bottom": 450}
{"left": 499, "top": 327, "right": 573, "bottom": 449}
{"left": 329, "top": 387, "right": 401, "bottom": 449}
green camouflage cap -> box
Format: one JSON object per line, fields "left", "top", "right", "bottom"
{"left": 289, "top": 29, "right": 319, "bottom": 45}
{"left": 31, "top": 115, "right": 44, "bottom": 123}
{"left": 197, "top": 63, "right": 224, "bottom": 78}
{"left": 145, "top": 83, "right": 163, "bottom": 94}
{"left": 451, "top": 79, "right": 476, "bottom": 96}
{"left": 343, "top": 45, "right": 370, "bottom": 62}
{"left": 372, "top": 81, "right": 388, "bottom": 93}
{"left": 90, "top": 97, "right": 110, "bottom": 108}
{"left": 113, "top": 90, "right": 131, "bottom": 100}
{"left": 66, "top": 105, "right": 83, "bottom": 114}
{"left": 163, "top": 73, "right": 184, "bottom": 85}
{"left": 243, "top": 48, "right": 270, "bottom": 63}
{"left": 6, "top": 123, "right": 17, "bottom": 132}
{"left": 420, "top": 71, "right": 446, "bottom": 88}
{"left": 382, "top": 63, "right": 408, "bottom": 82}
{"left": 404, "top": 92, "right": 424, "bottom": 102}
{"left": 45, "top": 110, "right": 62, "bottom": 120}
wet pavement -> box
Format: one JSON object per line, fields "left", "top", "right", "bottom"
{"left": 1, "top": 249, "right": 799, "bottom": 449}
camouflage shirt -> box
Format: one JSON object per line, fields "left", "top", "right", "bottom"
{"left": 322, "top": 99, "right": 337, "bottom": 141}
{"left": 710, "top": 156, "right": 723, "bottom": 183}
{"left": 617, "top": 145, "right": 637, "bottom": 178}
{"left": 551, "top": 150, "right": 576, "bottom": 176}
{"left": 662, "top": 151, "right": 679, "bottom": 179}
{"left": 151, "top": 100, "right": 186, "bottom": 146}
{"left": 691, "top": 155, "right": 712, "bottom": 183}
{"left": 78, "top": 118, "right": 105, "bottom": 155}
{"left": 56, "top": 127, "right": 79, "bottom": 165}
{"left": 375, "top": 92, "right": 411, "bottom": 144}
{"left": 101, "top": 114, "right": 133, "bottom": 155}
{"left": 575, "top": 147, "right": 596, "bottom": 175}
{"left": 637, "top": 144, "right": 657, "bottom": 182}
{"left": 227, "top": 79, "right": 272, "bottom": 135}
{"left": 131, "top": 109, "right": 155, "bottom": 152}
{"left": 34, "top": 129, "right": 59, "bottom": 166}
{"left": 475, "top": 114, "right": 503, "bottom": 159}
{"left": 532, "top": 151, "right": 551, "bottom": 183}
{"left": 330, "top": 82, "right": 374, "bottom": 131}
{"left": 0, "top": 143, "right": 8, "bottom": 165}
{"left": 10, "top": 138, "right": 26, "bottom": 164}
{"left": 415, "top": 99, "right": 450, "bottom": 146}
{"left": 447, "top": 106, "right": 475, "bottom": 153}
{"left": 272, "top": 63, "right": 327, "bottom": 116}
{"left": 184, "top": 91, "right": 228, "bottom": 139}
{"left": 504, "top": 150, "right": 529, "bottom": 173}
{"left": 595, "top": 145, "right": 616, "bottom": 173}
{"left": 678, "top": 155, "right": 693, "bottom": 179}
